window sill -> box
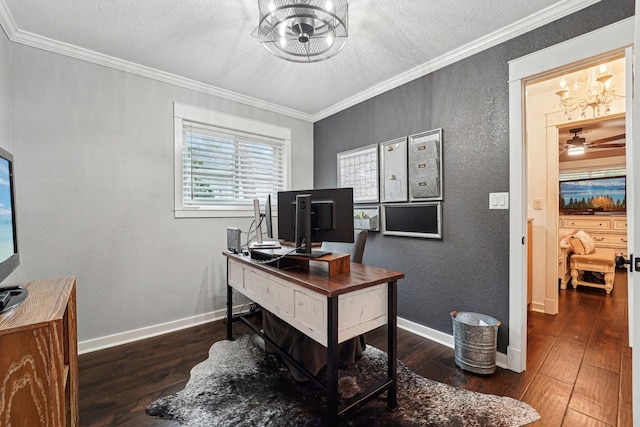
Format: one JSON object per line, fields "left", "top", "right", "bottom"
{"left": 174, "top": 208, "right": 254, "bottom": 219}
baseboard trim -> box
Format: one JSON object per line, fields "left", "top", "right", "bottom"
{"left": 79, "top": 306, "right": 238, "bottom": 354}
{"left": 80, "top": 313, "right": 507, "bottom": 369}
{"left": 531, "top": 302, "right": 546, "bottom": 313}
{"left": 398, "top": 317, "right": 454, "bottom": 347}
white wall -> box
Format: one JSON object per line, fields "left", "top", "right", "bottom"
{"left": 525, "top": 90, "right": 554, "bottom": 311}
{"left": 5, "top": 42, "right": 314, "bottom": 345}
{"left": 0, "top": 29, "right": 10, "bottom": 151}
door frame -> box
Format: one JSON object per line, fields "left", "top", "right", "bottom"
{"left": 507, "top": 17, "right": 634, "bottom": 373}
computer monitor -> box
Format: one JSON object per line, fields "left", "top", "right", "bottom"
{"left": 264, "top": 194, "right": 274, "bottom": 239}
{"left": 253, "top": 198, "right": 263, "bottom": 244}
{"left": 251, "top": 195, "right": 278, "bottom": 248}
{"left": 277, "top": 188, "right": 354, "bottom": 256}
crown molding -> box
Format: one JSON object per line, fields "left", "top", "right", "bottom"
{"left": 311, "top": 0, "right": 602, "bottom": 121}
{"left": 0, "top": 1, "right": 314, "bottom": 123}
{"left": 0, "top": 0, "right": 601, "bottom": 123}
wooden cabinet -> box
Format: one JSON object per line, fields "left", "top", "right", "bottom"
{"left": 560, "top": 215, "right": 628, "bottom": 258}
{"left": 0, "top": 277, "right": 78, "bottom": 426}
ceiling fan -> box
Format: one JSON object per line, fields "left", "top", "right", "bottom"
{"left": 559, "top": 127, "right": 626, "bottom": 154}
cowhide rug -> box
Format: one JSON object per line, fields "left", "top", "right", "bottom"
{"left": 146, "top": 334, "right": 539, "bottom": 426}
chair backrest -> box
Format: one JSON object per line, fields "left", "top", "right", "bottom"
{"left": 320, "top": 230, "right": 368, "bottom": 264}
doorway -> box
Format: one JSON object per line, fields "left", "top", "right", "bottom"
{"left": 506, "top": 17, "right": 633, "bottom": 374}
{"left": 525, "top": 56, "right": 627, "bottom": 318}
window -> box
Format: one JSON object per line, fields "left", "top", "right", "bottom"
{"left": 559, "top": 167, "right": 626, "bottom": 182}
{"left": 174, "top": 103, "right": 290, "bottom": 218}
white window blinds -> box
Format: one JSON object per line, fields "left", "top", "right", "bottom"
{"left": 559, "top": 167, "right": 626, "bottom": 182}
{"left": 182, "top": 122, "right": 286, "bottom": 207}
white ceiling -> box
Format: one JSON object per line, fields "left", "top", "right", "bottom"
{"left": 0, "top": 0, "right": 601, "bottom": 121}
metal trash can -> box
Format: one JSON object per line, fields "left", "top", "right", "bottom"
{"left": 450, "top": 311, "right": 501, "bottom": 375}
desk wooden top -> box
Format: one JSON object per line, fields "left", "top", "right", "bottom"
{"left": 224, "top": 251, "right": 404, "bottom": 297}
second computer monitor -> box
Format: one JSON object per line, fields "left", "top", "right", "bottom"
{"left": 277, "top": 188, "right": 354, "bottom": 252}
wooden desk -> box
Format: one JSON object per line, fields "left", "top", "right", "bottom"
{"left": 224, "top": 251, "right": 404, "bottom": 424}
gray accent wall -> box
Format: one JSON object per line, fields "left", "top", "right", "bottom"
{"left": 6, "top": 42, "right": 314, "bottom": 344}
{"left": 314, "top": 0, "right": 634, "bottom": 352}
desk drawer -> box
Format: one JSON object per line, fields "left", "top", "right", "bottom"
{"left": 590, "top": 233, "right": 627, "bottom": 246}
{"left": 228, "top": 260, "right": 244, "bottom": 288}
{"left": 244, "top": 269, "right": 294, "bottom": 316}
{"left": 563, "top": 218, "right": 611, "bottom": 230}
{"left": 295, "top": 290, "right": 325, "bottom": 337}
{"left": 338, "top": 284, "right": 387, "bottom": 341}
{"left": 613, "top": 220, "right": 627, "bottom": 231}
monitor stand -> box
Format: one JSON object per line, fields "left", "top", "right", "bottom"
{"left": 293, "top": 250, "right": 331, "bottom": 258}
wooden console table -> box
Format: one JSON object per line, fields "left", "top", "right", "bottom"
{"left": 224, "top": 251, "right": 404, "bottom": 424}
{"left": 0, "top": 276, "right": 78, "bottom": 426}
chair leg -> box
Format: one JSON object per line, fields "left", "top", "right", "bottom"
{"left": 570, "top": 268, "right": 579, "bottom": 289}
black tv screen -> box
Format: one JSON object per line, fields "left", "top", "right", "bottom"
{"left": 0, "top": 146, "right": 18, "bottom": 284}
{"left": 559, "top": 176, "right": 626, "bottom": 213}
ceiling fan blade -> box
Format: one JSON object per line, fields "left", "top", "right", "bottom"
{"left": 588, "top": 133, "right": 626, "bottom": 146}
{"left": 586, "top": 143, "right": 626, "bottom": 149}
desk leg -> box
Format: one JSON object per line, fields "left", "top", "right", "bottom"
{"left": 386, "top": 280, "right": 398, "bottom": 411}
{"left": 226, "top": 280, "right": 234, "bottom": 340}
{"left": 327, "top": 295, "right": 339, "bottom": 425}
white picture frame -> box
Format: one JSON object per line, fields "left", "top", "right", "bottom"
{"left": 380, "top": 137, "right": 408, "bottom": 203}
{"left": 408, "top": 129, "right": 443, "bottom": 201}
{"left": 337, "top": 144, "right": 379, "bottom": 203}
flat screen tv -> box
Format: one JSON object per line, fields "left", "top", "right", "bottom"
{"left": 0, "top": 147, "right": 18, "bottom": 283}
{"left": 559, "top": 176, "right": 626, "bottom": 214}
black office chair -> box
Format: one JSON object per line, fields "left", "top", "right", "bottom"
{"left": 320, "top": 230, "right": 368, "bottom": 264}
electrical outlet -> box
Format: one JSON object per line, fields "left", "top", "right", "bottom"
{"left": 533, "top": 198, "right": 542, "bottom": 210}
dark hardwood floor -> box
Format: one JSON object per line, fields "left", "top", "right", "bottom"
{"left": 79, "top": 272, "right": 632, "bottom": 426}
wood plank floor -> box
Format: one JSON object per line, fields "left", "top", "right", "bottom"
{"left": 78, "top": 271, "right": 632, "bottom": 426}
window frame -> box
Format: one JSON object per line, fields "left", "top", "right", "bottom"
{"left": 174, "top": 103, "right": 291, "bottom": 218}
{"left": 559, "top": 166, "right": 626, "bottom": 181}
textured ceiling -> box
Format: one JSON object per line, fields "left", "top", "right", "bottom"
{"left": 1, "top": 0, "right": 599, "bottom": 120}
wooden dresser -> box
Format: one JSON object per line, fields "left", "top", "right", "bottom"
{"left": 560, "top": 215, "right": 628, "bottom": 257}
{"left": 0, "top": 277, "right": 78, "bottom": 426}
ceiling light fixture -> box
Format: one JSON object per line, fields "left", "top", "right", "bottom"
{"left": 255, "top": 0, "right": 348, "bottom": 63}
{"left": 567, "top": 146, "right": 585, "bottom": 156}
{"left": 555, "top": 63, "right": 616, "bottom": 120}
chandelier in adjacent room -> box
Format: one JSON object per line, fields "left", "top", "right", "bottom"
{"left": 555, "top": 63, "right": 616, "bottom": 120}
{"left": 255, "top": 0, "right": 348, "bottom": 63}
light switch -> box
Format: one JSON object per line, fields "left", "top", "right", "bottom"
{"left": 489, "top": 192, "right": 509, "bottom": 209}
{"left": 533, "top": 198, "right": 543, "bottom": 210}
